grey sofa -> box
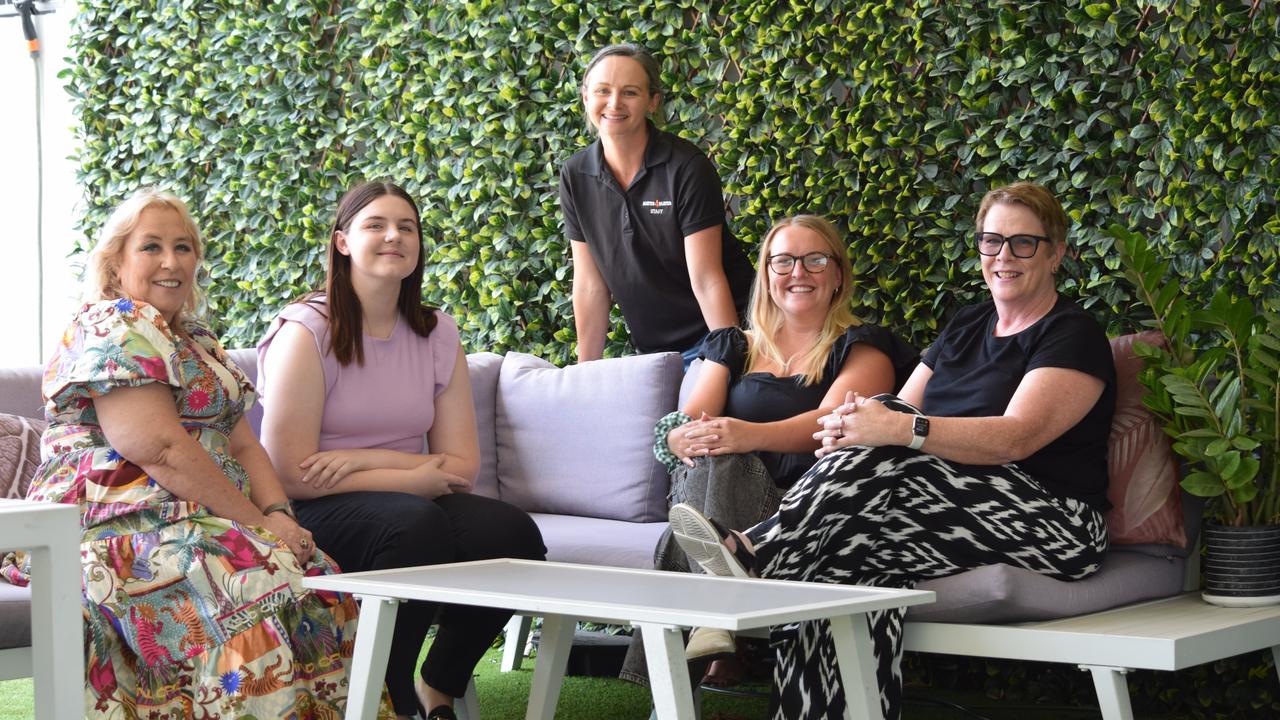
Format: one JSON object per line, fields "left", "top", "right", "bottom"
{"left": 1, "top": 347, "right": 682, "bottom": 666}
{"left": 1, "top": 341, "right": 1195, "bottom": 682}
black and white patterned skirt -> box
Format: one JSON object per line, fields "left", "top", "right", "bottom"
{"left": 747, "top": 428, "right": 1107, "bottom": 719}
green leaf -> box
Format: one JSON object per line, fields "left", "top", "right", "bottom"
{"left": 1181, "top": 471, "right": 1225, "bottom": 497}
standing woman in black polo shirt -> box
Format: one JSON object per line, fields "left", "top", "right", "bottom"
{"left": 561, "top": 44, "right": 754, "bottom": 365}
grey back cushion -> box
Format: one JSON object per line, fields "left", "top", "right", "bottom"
{"left": 0, "top": 366, "right": 43, "bottom": 420}
{"left": 494, "top": 352, "right": 681, "bottom": 523}
{"left": 466, "top": 352, "right": 503, "bottom": 499}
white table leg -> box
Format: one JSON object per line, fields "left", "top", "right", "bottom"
{"left": 1082, "top": 665, "right": 1134, "bottom": 720}
{"left": 502, "top": 615, "right": 532, "bottom": 672}
{"left": 829, "top": 614, "right": 882, "bottom": 720}
{"left": 638, "top": 623, "right": 697, "bottom": 720}
{"left": 456, "top": 676, "right": 480, "bottom": 720}
{"left": 525, "top": 613, "right": 575, "bottom": 720}
{"left": 28, "top": 505, "right": 83, "bottom": 720}
{"left": 347, "top": 596, "right": 399, "bottom": 720}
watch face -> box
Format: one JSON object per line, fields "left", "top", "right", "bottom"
{"left": 913, "top": 416, "right": 930, "bottom": 436}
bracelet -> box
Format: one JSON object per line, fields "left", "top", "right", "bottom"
{"left": 261, "top": 501, "right": 295, "bottom": 520}
{"left": 653, "top": 411, "right": 692, "bottom": 473}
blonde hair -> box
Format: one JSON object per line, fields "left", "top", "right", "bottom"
{"left": 85, "top": 189, "right": 205, "bottom": 325}
{"left": 744, "top": 215, "right": 860, "bottom": 385}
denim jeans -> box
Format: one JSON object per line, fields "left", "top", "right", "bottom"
{"left": 618, "top": 453, "right": 782, "bottom": 686}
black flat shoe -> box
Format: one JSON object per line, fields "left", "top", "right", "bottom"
{"left": 424, "top": 706, "right": 457, "bottom": 720}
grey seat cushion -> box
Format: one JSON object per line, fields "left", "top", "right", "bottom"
{"left": 0, "top": 581, "right": 31, "bottom": 650}
{"left": 529, "top": 513, "right": 668, "bottom": 569}
{"left": 908, "top": 549, "right": 1186, "bottom": 624}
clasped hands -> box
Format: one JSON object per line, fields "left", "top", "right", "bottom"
{"left": 667, "top": 413, "right": 755, "bottom": 466}
{"left": 813, "top": 391, "right": 896, "bottom": 458}
{"left": 259, "top": 511, "right": 316, "bottom": 565}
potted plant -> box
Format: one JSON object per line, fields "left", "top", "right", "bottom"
{"left": 1113, "top": 226, "right": 1280, "bottom": 606}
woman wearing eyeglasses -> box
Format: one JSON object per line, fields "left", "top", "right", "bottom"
{"left": 620, "top": 214, "right": 917, "bottom": 687}
{"left": 667, "top": 182, "right": 1116, "bottom": 720}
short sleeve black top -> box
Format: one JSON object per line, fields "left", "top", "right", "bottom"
{"left": 702, "top": 325, "right": 919, "bottom": 488}
{"left": 560, "top": 122, "right": 755, "bottom": 353}
{"left": 921, "top": 297, "right": 1116, "bottom": 510}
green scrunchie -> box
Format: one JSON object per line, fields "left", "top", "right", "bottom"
{"left": 653, "top": 410, "right": 692, "bottom": 473}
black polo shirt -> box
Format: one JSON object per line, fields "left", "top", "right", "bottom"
{"left": 559, "top": 123, "right": 754, "bottom": 353}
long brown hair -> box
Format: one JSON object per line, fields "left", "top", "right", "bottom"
{"left": 315, "top": 180, "right": 437, "bottom": 366}
{"left": 744, "top": 215, "right": 859, "bottom": 385}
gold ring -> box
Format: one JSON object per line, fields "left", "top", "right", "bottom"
{"left": 300, "top": 539, "right": 311, "bottom": 548}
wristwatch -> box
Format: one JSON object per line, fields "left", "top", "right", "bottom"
{"left": 262, "top": 501, "right": 295, "bottom": 519}
{"left": 907, "top": 416, "right": 930, "bottom": 450}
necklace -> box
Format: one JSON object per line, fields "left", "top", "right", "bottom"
{"left": 780, "top": 349, "right": 805, "bottom": 375}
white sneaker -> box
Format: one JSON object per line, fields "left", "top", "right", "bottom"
{"left": 668, "top": 503, "right": 754, "bottom": 578}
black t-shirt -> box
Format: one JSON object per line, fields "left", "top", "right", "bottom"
{"left": 701, "top": 325, "right": 919, "bottom": 488}
{"left": 922, "top": 297, "right": 1116, "bottom": 510}
{"left": 560, "top": 123, "right": 754, "bottom": 353}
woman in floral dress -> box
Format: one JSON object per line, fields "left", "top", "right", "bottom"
{"left": 18, "top": 189, "right": 391, "bottom": 718}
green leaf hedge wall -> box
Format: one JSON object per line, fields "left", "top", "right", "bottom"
{"left": 69, "top": 0, "right": 1278, "bottom": 365}
{"left": 64, "top": 1, "right": 1279, "bottom": 713}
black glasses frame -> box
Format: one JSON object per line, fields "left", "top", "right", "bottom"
{"left": 767, "top": 252, "right": 834, "bottom": 274}
{"left": 974, "top": 232, "right": 1049, "bottom": 259}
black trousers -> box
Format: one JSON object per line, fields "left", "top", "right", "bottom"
{"left": 295, "top": 491, "right": 546, "bottom": 714}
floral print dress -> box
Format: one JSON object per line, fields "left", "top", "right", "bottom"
{"left": 22, "top": 299, "right": 392, "bottom": 719}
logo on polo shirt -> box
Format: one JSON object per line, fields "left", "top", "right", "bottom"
{"left": 642, "top": 199, "right": 673, "bottom": 215}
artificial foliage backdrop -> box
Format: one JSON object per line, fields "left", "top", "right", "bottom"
{"left": 68, "top": 0, "right": 1278, "bottom": 363}
{"left": 63, "top": 1, "right": 1280, "bottom": 714}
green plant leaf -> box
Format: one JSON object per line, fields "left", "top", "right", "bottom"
{"left": 1181, "top": 471, "right": 1225, "bottom": 497}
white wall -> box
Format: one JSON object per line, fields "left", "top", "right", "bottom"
{"left": 0, "top": 1, "right": 80, "bottom": 368}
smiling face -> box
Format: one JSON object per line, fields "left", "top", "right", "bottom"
{"left": 334, "top": 195, "right": 421, "bottom": 284}
{"left": 581, "top": 55, "right": 660, "bottom": 139}
{"left": 765, "top": 225, "right": 842, "bottom": 320}
{"left": 115, "top": 206, "right": 198, "bottom": 326}
{"left": 979, "top": 201, "right": 1065, "bottom": 310}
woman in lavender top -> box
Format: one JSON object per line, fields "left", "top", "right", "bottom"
{"left": 257, "top": 181, "right": 545, "bottom": 720}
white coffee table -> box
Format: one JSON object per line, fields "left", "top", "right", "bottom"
{"left": 0, "top": 498, "right": 83, "bottom": 720}
{"left": 303, "top": 558, "right": 933, "bottom": 720}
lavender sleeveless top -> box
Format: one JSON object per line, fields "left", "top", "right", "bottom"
{"left": 257, "top": 299, "right": 460, "bottom": 454}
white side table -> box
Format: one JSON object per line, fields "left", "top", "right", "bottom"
{"left": 0, "top": 498, "right": 83, "bottom": 720}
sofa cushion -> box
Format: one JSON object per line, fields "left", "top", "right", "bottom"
{"left": 0, "top": 366, "right": 43, "bottom": 420}
{"left": 1, "top": 413, "right": 45, "bottom": 500}
{"left": 466, "top": 352, "right": 503, "bottom": 499}
{"left": 226, "top": 348, "right": 263, "bottom": 436}
{"left": 908, "top": 549, "right": 1186, "bottom": 623}
{"left": 495, "top": 352, "right": 681, "bottom": 523}
{"left": 0, "top": 580, "right": 32, "bottom": 650}
{"left": 529, "top": 513, "right": 670, "bottom": 569}
{"left": 678, "top": 358, "right": 703, "bottom": 409}
{"left": 1105, "top": 332, "right": 1186, "bottom": 551}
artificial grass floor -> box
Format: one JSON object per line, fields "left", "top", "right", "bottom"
{"left": 0, "top": 643, "right": 1133, "bottom": 719}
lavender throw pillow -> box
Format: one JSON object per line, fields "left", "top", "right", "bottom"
{"left": 495, "top": 352, "right": 681, "bottom": 523}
